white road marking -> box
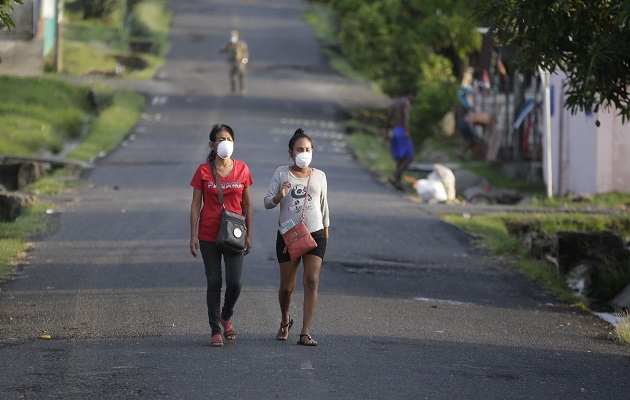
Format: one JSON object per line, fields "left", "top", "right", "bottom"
{"left": 413, "top": 297, "right": 473, "bottom": 306}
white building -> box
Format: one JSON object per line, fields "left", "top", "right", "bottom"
{"left": 546, "top": 71, "right": 630, "bottom": 195}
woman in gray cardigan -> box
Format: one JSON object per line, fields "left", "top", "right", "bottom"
{"left": 264, "top": 128, "right": 330, "bottom": 346}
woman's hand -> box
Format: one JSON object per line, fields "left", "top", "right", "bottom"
{"left": 190, "top": 238, "right": 199, "bottom": 257}
{"left": 274, "top": 181, "right": 291, "bottom": 205}
{"left": 245, "top": 236, "right": 252, "bottom": 255}
{"left": 280, "top": 181, "right": 291, "bottom": 197}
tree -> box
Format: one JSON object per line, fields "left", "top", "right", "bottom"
{"left": 473, "top": 0, "right": 630, "bottom": 122}
{"left": 0, "top": 0, "right": 22, "bottom": 30}
{"left": 311, "top": 0, "right": 481, "bottom": 143}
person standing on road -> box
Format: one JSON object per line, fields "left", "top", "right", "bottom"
{"left": 190, "top": 124, "right": 254, "bottom": 347}
{"left": 218, "top": 30, "right": 249, "bottom": 96}
{"left": 383, "top": 90, "right": 417, "bottom": 191}
{"left": 264, "top": 128, "right": 330, "bottom": 346}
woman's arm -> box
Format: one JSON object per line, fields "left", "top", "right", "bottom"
{"left": 320, "top": 172, "right": 330, "bottom": 231}
{"left": 264, "top": 167, "right": 288, "bottom": 209}
{"left": 190, "top": 188, "right": 203, "bottom": 257}
{"left": 242, "top": 186, "right": 253, "bottom": 255}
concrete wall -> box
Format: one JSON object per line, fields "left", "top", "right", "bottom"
{"left": 0, "top": 0, "right": 38, "bottom": 40}
{"left": 0, "top": 0, "right": 44, "bottom": 76}
{"left": 545, "top": 71, "right": 630, "bottom": 195}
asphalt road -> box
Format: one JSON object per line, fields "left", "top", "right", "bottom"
{"left": 1, "top": 1, "right": 629, "bottom": 399}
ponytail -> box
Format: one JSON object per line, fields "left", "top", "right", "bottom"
{"left": 288, "top": 127, "right": 312, "bottom": 151}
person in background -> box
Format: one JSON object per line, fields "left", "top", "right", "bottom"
{"left": 383, "top": 90, "right": 417, "bottom": 191}
{"left": 219, "top": 30, "right": 249, "bottom": 96}
{"left": 190, "top": 124, "right": 253, "bottom": 347}
{"left": 264, "top": 128, "right": 330, "bottom": 346}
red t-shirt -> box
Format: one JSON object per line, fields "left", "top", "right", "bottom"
{"left": 190, "top": 160, "right": 254, "bottom": 242}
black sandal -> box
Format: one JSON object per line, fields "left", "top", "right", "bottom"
{"left": 297, "top": 333, "right": 318, "bottom": 346}
{"left": 276, "top": 318, "right": 293, "bottom": 341}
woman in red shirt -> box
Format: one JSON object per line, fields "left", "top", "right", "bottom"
{"left": 189, "top": 124, "right": 253, "bottom": 347}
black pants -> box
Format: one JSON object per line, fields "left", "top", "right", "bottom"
{"left": 199, "top": 241, "right": 244, "bottom": 336}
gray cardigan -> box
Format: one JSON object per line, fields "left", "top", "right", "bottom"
{"left": 264, "top": 166, "right": 329, "bottom": 233}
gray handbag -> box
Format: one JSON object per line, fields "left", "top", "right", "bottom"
{"left": 210, "top": 160, "right": 247, "bottom": 253}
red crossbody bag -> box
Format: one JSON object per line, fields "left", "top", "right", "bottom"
{"left": 281, "top": 169, "right": 317, "bottom": 260}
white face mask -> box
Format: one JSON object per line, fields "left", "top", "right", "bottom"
{"left": 216, "top": 141, "right": 234, "bottom": 159}
{"left": 295, "top": 151, "right": 312, "bottom": 168}
{"left": 230, "top": 36, "right": 238, "bottom": 44}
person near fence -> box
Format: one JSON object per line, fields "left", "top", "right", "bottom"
{"left": 264, "top": 128, "right": 330, "bottom": 346}
{"left": 189, "top": 124, "right": 253, "bottom": 347}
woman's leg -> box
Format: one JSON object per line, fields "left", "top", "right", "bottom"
{"left": 300, "top": 253, "right": 323, "bottom": 340}
{"left": 221, "top": 250, "right": 244, "bottom": 321}
{"left": 199, "top": 241, "right": 223, "bottom": 336}
{"left": 278, "top": 259, "right": 300, "bottom": 332}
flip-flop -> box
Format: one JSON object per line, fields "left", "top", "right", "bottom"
{"left": 276, "top": 318, "right": 293, "bottom": 341}
{"left": 297, "top": 333, "right": 318, "bottom": 346}
{"left": 211, "top": 333, "right": 223, "bottom": 347}
{"left": 220, "top": 319, "right": 236, "bottom": 341}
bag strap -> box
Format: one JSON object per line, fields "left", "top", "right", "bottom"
{"left": 300, "top": 168, "right": 313, "bottom": 222}
{"left": 209, "top": 160, "right": 225, "bottom": 208}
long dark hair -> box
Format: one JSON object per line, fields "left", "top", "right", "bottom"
{"left": 207, "top": 124, "right": 235, "bottom": 162}
{"left": 288, "top": 128, "right": 312, "bottom": 152}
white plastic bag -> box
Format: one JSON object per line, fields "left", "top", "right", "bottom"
{"left": 414, "top": 179, "right": 448, "bottom": 203}
{"left": 427, "top": 164, "right": 456, "bottom": 201}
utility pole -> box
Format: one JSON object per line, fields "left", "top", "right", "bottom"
{"left": 54, "top": 0, "right": 63, "bottom": 72}
{"left": 539, "top": 67, "right": 553, "bottom": 199}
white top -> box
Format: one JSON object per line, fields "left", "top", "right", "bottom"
{"left": 264, "top": 166, "right": 330, "bottom": 233}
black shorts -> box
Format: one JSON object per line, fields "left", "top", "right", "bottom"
{"left": 275, "top": 229, "right": 327, "bottom": 263}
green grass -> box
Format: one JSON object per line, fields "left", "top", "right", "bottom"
{"left": 0, "top": 202, "right": 52, "bottom": 281}
{"left": 58, "top": 41, "right": 120, "bottom": 76}
{"left": 0, "top": 76, "right": 88, "bottom": 155}
{"left": 465, "top": 162, "right": 547, "bottom": 195}
{"left": 0, "top": 1, "right": 165, "bottom": 282}
{"left": 0, "top": 81, "right": 145, "bottom": 280}
{"left": 441, "top": 213, "right": 587, "bottom": 307}
{"left": 304, "top": 4, "right": 370, "bottom": 83}
{"left": 53, "top": 0, "right": 172, "bottom": 79}
{"left": 616, "top": 312, "right": 630, "bottom": 345}
{"left": 24, "top": 168, "right": 83, "bottom": 196}
{"left": 501, "top": 213, "right": 630, "bottom": 238}
{"left": 346, "top": 133, "right": 395, "bottom": 178}
{"left": 529, "top": 191, "right": 630, "bottom": 209}
{"left": 441, "top": 211, "right": 630, "bottom": 311}
{"left": 66, "top": 87, "right": 145, "bottom": 161}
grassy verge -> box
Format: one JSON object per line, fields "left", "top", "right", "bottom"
{"left": 345, "top": 117, "right": 630, "bottom": 344}
{"left": 616, "top": 313, "right": 630, "bottom": 345}
{"left": 66, "top": 86, "right": 145, "bottom": 161}
{"left": 49, "top": 0, "right": 171, "bottom": 79}
{"left": 0, "top": 76, "right": 88, "bottom": 155}
{"left": 439, "top": 212, "right": 630, "bottom": 305}
{"left": 441, "top": 211, "right": 630, "bottom": 344}
{"left": 0, "top": 202, "right": 53, "bottom": 281}
{"left": 465, "top": 162, "right": 546, "bottom": 195}
{"left": 0, "top": 81, "right": 145, "bottom": 280}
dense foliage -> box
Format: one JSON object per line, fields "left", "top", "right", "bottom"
{"left": 309, "top": 0, "right": 482, "bottom": 144}
{"left": 473, "top": 0, "right": 630, "bottom": 122}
